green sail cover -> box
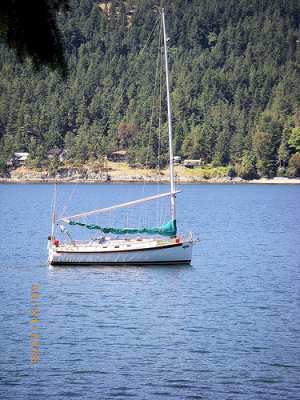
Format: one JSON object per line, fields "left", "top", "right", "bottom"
{"left": 68, "top": 219, "right": 177, "bottom": 237}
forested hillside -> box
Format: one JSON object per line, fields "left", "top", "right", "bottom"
{"left": 0, "top": 0, "right": 299, "bottom": 177}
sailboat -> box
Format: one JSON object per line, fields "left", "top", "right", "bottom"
{"left": 47, "top": 9, "right": 197, "bottom": 266}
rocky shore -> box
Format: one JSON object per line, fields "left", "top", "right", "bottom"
{"left": 0, "top": 168, "right": 299, "bottom": 184}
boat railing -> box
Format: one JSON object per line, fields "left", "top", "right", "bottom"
{"left": 53, "top": 233, "right": 195, "bottom": 247}
{"left": 53, "top": 236, "right": 165, "bottom": 247}
{"left": 53, "top": 239, "right": 105, "bottom": 246}
{"left": 178, "top": 231, "right": 193, "bottom": 242}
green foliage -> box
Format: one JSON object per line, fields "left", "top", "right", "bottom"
{"left": 238, "top": 150, "right": 257, "bottom": 180}
{"left": 0, "top": 153, "right": 7, "bottom": 175}
{"left": 277, "top": 142, "right": 290, "bottom": 168}
{"left": 48, "top": 154, "right": 59, "bottom": 175}
{"left": 227, "top": 166, "right": 237, "bottom": 178}
{"left": 0, "top": 0, "right": 299, "bottom": 179}
{"left": 253, "top": 132, "right": 277, "bottom": 177}
{"left": 288, "top": 127, "right": 300, "bottom": 152}
{"left": 192, "top": 164, "right": 231, "bottom": 178}
{"left": 288, "top": 153, "right": 300, "bottom": 177}
{"left": 27, "top": 143, "right": 46, "bottom": 170}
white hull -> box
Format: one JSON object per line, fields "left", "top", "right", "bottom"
{"left": 48, "top": 238, "right": 194, "bottom": 266}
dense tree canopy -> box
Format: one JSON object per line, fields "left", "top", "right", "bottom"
{"left": 0, "top": 0, "right": 299, "bottom": 177}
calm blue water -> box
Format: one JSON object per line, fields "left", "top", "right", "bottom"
{"left": 0, "top": 183, "right": 299, "bottom": 399}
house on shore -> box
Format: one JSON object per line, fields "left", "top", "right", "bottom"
{"left": 6, "top": 152, "right": 29, "bottom": 168}
{"left": 183, "top": 159, "right": 202, "bottom": 168}
{"left": 111, "top": 151, "right": 127, "bottom": 163}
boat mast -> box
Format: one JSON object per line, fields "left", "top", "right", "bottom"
{"left": 51, "top": 182, "right": 57, "bottom": 239}
{"left": 162, "top": 8, "right": 176, "bottom": 221}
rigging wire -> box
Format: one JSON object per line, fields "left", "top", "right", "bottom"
{"left": 139, "top": 18, "right": 164, "bottom": 230}
{"left": 157, "top": 19, "right": 164, "bottom": 224}
{"left": 58, "top": 183, "right": 78, "bottom": 221}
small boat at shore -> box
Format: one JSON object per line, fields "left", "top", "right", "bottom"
{"left": 47, "top": 9, "right": 197, "bottom": 266}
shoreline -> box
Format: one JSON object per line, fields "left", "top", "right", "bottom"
{"left": 0, "top": 170, "right": 299, "bottom": 185}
